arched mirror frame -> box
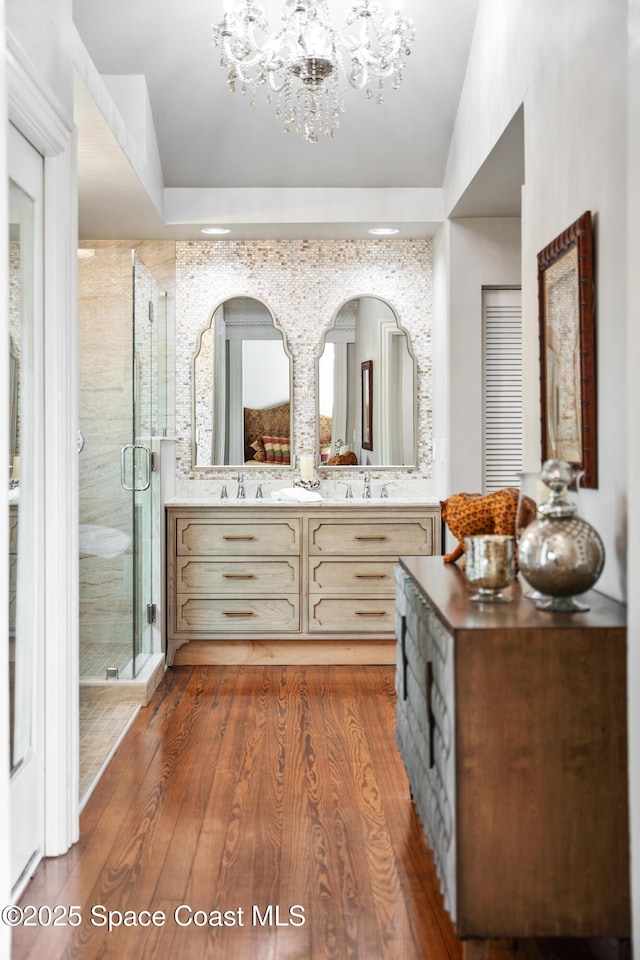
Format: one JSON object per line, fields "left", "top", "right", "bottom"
{"left": 315, "top": 294, "right": 419, "bottom": 471}
{"left": 191, "top": 294, "right": 294, "bottom": 470}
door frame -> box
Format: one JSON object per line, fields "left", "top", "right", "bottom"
{"left": 8, "top": 118, "right": 46, "bottom": 893}
{"left": 6, "top": 32, "right": 79, "bottom": 879}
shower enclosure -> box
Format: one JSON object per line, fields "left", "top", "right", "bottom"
{"left": 78, "top": 243, "right": 173, "bottom": 681}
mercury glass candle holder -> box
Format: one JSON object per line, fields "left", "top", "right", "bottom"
{"left": 464, "top": 534, "right": 516, "bottom": 603}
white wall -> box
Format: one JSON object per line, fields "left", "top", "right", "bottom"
{"left": 445, "top": 0, "right": 628, "bottom": 604}
{"left": 431, "top": 222, "right": 452, "bottom": 500}
{"left": 433, "top": 217, "right": 521, "bottom": 495}
{"left": 444, "top": 0, "right": 633, "bottom": 941}
{"left": 6, "top": 0, "right": 74, "bottom": 115}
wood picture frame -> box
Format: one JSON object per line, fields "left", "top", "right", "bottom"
{"left": 537, "top": 210, "right": 597, "bottom": 487}
{"left": 361, "top": 359, "right": 373, "bottom": 451}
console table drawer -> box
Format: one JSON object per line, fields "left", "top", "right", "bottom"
{"left": 309, "top": 596, "right": 396, "bottom": 632}
{"left": 308, "top": 518, "right": 433, "bottom": 556}
{"left": 175, "top": 517, "right": 301, "bottom": 556}
{"left": 175, "top": 596, "right": 299, "bottom": 633}
{"left": 176, "top": 557, "right": 299, "bottom": 594}
{"left": 308, "top": 558, "right": 396, "bottom": 594}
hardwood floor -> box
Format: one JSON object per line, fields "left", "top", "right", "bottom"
{"left": 12, "top": 665, "right": 462, "bottom": 960}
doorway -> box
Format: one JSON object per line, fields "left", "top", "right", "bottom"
{"left": 8, "top": 123, "right": 45, "bottom": 891}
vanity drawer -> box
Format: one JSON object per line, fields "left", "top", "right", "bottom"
{"left": 309, "top": 596, "right": 396, "bottom": 633}
{"left": 308, "top": 558, "right": 396, "bottom": 595}
{"left": 175, "top": 596, "right": 299, "bottom": 633}
{"left": 176, "top": 557, "right": 299, "bottom": 594}
{"left": 307, "top": 518, "right": 434, "bottom": 556}
{"left": 175, "top": 517, "right": 301, "bottom": 556}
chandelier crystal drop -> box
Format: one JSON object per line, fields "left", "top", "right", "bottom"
{"left": 212, "top": 0, "right": 415, "bottom": 143}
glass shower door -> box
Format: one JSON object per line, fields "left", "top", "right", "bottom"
{"left": 78, "top": 246, "right": 166, "bottom": 681}
{"left": 131, "top": 251, "right": 162, "bottom": 675}
{"left": 78, "top": 246, "right": 136, "bottom": 679}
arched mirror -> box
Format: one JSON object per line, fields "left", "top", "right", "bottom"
{"left": 317, "top": 296, "right": 417, "bottom": 468}
{"left": 192, "top": 296, "right": 293, "bottom": 468}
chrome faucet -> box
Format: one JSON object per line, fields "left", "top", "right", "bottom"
{"left": 362, "top": 471, "right": 372, "bottom": 499}
{"left": 237, "top": 471, "right": 245, "bottom": 499}
{"left": 255, "top": 483, "right": 264, "bottom": 499}
{"left": 381, "top": 482, "right": 391, "bottom": 499}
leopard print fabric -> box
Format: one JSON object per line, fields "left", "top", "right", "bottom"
{"left": 440, "top": 487, "right": 536, "bottom": 564}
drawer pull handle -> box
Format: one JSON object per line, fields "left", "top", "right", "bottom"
{"left": 354, "top": 535, "right": 387, "bottom": 541}
{"left": 223, "top": 535, "right": 256, "bottom": 541}
{"left": 222, "top": 573, "right": 256, "bottom": 579}
{"left": 223, "top": 610, "right": 256, "bottom": 617}
{"left": 355, "top": 610, "right": 387, "bottom": 617}
{"left": 427, "top": 661, "right": 435, "bottom": 769}
{"left": 355, "top": 573, "right": 387, "bottom": 579}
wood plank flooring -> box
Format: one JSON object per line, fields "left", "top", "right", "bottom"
{"left": 12, "top": 665, "right": 462, "bottom": 960}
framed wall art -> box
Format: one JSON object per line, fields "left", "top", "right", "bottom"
{"left": 537, "top": 210, "right": 597, "bottom": 487}
{"left": 361, "top": 359, "right": 373, "bottom": 451}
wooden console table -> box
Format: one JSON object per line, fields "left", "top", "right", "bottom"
{"left": 395, "top": 556, "right": 630, "bottom": 954}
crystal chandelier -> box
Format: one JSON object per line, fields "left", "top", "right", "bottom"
{"left": 212, "top": 0, "right": 415, "bottom": 142}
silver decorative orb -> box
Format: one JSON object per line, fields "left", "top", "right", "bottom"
{"left": 518, "top": 459, "right": 604, "bottom": 613}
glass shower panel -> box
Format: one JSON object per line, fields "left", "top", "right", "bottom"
{"left": 78, "top": 246, "right": 135, "bottom": 680}
{"left": 132, "top": 252, "right": 164, "bottom": 674}
{"left": 78, "top": 244, "right": 170, "bottom": 682}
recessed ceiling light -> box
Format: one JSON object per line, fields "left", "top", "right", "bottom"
{"left": 77, "top": 248, "right": 95, "bottom": 258}
{"left": 200, "top": 227, "right": 231, "bottom": 236}
{"left": 368, "top": 227, "right": 401, "bottom": 236}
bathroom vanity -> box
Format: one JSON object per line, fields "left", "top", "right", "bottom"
{"left": 166, "top": 501, "right": 441, "bottom": 664}
{"left": 395, "top": 556, "right": 630, "bottom": 948}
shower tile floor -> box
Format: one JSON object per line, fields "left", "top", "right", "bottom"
{"left": 80, "top": 639, "right": 133, "bottom": 680}
{"left": 79, "top": 695, "right": 139, "bottom": 802}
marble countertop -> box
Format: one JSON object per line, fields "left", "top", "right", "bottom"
{"left": 165, "top": 496, "right": 440, "bottom": 507}
{"left": 172, "top": 476, "right": 436, "bottom": 505}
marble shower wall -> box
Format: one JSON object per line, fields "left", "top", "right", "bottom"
{"left": 78, "top": 244, "right": 135, "bottom": 677}
{"left": 175, "top": 239, "right": 433, "bottom": 496}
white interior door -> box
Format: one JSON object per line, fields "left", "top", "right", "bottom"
{"left": 8, "top": 123, "right": 45, "bottom": 891}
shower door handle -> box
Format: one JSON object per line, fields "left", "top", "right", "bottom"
{"left": 120, "top": 444, "right": 151, "bottom": 491}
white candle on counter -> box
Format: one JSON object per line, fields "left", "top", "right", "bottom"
{"left": 299, "top": 455, "right": 314, "bottom": 482}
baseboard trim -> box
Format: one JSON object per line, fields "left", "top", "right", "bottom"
{"left": 172, "top": 639, "right": 396, "bottom": 666}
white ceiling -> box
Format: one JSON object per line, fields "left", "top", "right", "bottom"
{"left": 71, "top": 0, "right": 521, "bottom": 241}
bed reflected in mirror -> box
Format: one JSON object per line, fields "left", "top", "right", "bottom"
{"left": 192, "top": 296, "right": 293, "bottom": 468}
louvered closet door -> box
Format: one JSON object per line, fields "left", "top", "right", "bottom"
{"left": 482, "top": 288, "right": 523, "bottom": 492}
